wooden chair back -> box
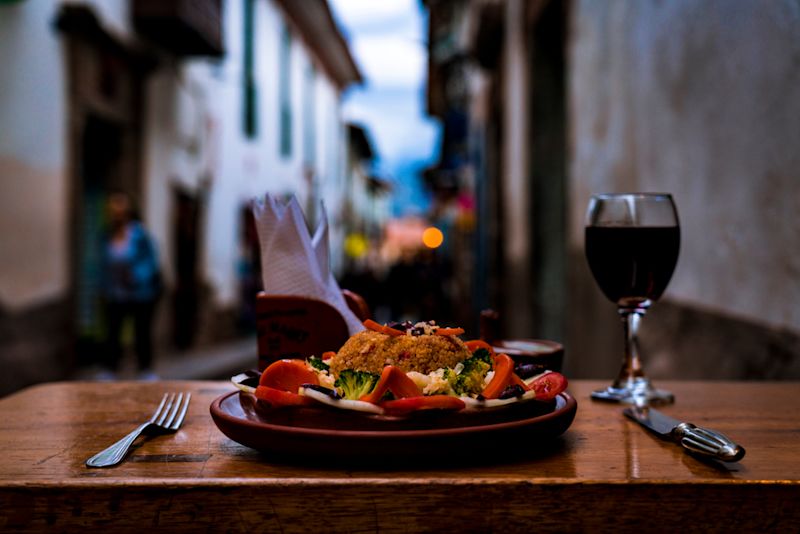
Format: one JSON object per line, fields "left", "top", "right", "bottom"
{"left": 255, "top": 291, "right": 370, "bottom": 371}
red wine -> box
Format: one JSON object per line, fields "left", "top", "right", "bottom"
{"left": 585, "top": 226, "right": 680, "bottom": 306}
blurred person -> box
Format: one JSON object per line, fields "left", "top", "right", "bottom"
{"left": 101, "top": 192, "right": 162, "bottom": 380}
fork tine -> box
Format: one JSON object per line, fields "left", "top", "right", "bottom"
{"left": 150, "top": 393, "right": 170, "bottom": 423}
{"left": 161, "top": 393, "right": 184, "bottom": 428}
{"left": 156, "top": 393, "right": 177, "bottom": 426}
{"left": 170, "top": 392, "right": 191, "bottom": 430}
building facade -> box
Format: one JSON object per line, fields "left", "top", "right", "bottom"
{"left": 0, "top": 0, "right": 361, "bottom": 393}
{"left": 425, "top": 0, "right": 800, "bottom": 379}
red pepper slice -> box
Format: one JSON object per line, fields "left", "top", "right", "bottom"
{"left": 435, "top": 327, "right": 465, "bottom": 336}
{"left": 322, "top": 351, "right": 336, "bottom": 361}
{"left": 363, "top": 319, "right": 385, "bottom": 332}
{"left": 511, "top": 372, "right": 530, "bottom": 391}
{"left": 360, "top": 365, "right": 422, "bottom": 404}
{"left": 259, "top": 359, "right": 319, "bottom": 392}
{"left": 363, "top": 319, "right": 405, "bottom": 336}
{"left": 382, "top": 325, "right": 406, "bottom": 336}
{"left": 255, "top": 385, "right": 316, "bottom": 406}
{"left": 382, "top": 395, "right": 466, "bottom": 416}
{"left": 481, "top": 353, "right": 514, "bottom": 399}
{"left": 528, "top": 372, "right": 568, "bottom": 400}
{"left": 386, "top": 367, "right": 423, "bottom": 398}
{"left": 360, "top": 366, "right": 393, "bottom": 403}
{"left": 363, "top": 319, "right": 386, "bottom": 333}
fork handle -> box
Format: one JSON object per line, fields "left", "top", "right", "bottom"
{"left": 85, "top": 422, "right": 151, "bottom": 468}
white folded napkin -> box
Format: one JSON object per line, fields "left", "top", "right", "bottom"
{"left": 252, "top": 194, "right": 364, "bottom": 335}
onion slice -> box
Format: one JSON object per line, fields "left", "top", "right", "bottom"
{"left": 299, "top": 386, "right": 385, "bottom": 414}
{"left": 231, "top": 373, "right": 257, "bottom": 395}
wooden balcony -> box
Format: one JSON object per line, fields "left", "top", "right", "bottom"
{"left": 133, "top": 0, "right": 224, "bottom": 57}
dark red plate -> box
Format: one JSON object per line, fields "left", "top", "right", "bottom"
{"left": 210, "top": 390, "right": 577, "bottom": 463}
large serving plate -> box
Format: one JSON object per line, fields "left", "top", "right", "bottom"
{"left": 210, "top": 389, "right": 577, "bottom": 463}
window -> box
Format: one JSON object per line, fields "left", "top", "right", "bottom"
{"left": 303, "top": 63, "right": 316, "bottom": 166}
{"left": 279, "top": 23, "right": 292, "bottom": 157}
{"left": 242, "top": 0, "right": 257, "bottom": 138}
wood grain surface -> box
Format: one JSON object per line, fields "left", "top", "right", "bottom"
{"left": 0, "top": 380, "right": 798, "bottom": 532}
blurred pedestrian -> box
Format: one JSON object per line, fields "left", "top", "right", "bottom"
{"left": 101, "top": 192, "right": 162, "bottom": 380}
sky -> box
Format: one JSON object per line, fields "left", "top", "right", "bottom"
{"left": 328, "top": 0, "right": 441, "bottom": 216}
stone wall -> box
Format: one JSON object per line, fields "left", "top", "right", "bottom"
{"left": 565, "top": 0, "right": 800, "bottom": 379}
{"left": 0, "top": 300, "right": 72, "bottom": 397}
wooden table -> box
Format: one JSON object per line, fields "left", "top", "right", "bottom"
{"left": 0, "top": 380, "right": 797, "bottom": 532}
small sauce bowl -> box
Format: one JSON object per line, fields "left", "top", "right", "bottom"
{"left": 491, "top": 339, "right": 564, "bottom": 377}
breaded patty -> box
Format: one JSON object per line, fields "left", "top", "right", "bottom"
{"left": 329, "top": 330, "right": 471, "bottom": 376}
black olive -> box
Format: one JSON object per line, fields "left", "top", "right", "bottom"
{"left": 498, "top": 384, "right": 525, "bottom": 399}
{"left": 302, "top": 384, "right": 341, "bottom": 399}
{"left": 411, "top": 327, "right": 425, "bottom": 336}
{"left": 239, "top": 369, "right": 262, "bottom": 388}
{"left": 387, "top": 321, "right": 406, "bottom": 331}
{"left": 515, "top": 362, "right": 545, "bottom": 379}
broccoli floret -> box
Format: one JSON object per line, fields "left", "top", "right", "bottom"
{"left": 442, "top": 367, "right": 456, "bottom": 382}
{"left": 470, "top": 348, "right": 493, "bottom": 365}
{"left": 307, "top": 356, "right": 330, "bottom": 372}
{"left": 334, "top": 369, "right": 380, "bottom": 400}
{"left": 449, "top": 351, "right": 492, "bottom": 396}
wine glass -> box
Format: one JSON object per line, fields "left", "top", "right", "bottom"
{"left": 584, "top": 193, "right": 680, "bottom": 405}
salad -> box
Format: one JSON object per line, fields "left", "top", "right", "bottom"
{"left": 232, "top": 319, "right": 568, "bottom": 417}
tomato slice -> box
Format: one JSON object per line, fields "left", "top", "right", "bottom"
{"left": 481, "top": 353, "right": 514, "bottom": 399}
{"left": 382, "top": 395, "right": 466, "bottom": 416}
{"left": 528, "top": 372, "right": 568, "bottom": 400}
{"left": 255, "top": 385, "right": 316, "bottom": 406}
{"left": 360, "top": 365, "right": 422, "bottom": 404}
{"left": 259, "top": 359, "right": 319, "bottom": 392}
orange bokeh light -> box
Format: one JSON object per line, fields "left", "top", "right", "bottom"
{"left": 422, "top": 226, "right": 444, "bottom": 249}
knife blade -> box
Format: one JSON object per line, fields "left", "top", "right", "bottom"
{"left": 623, "top": 406, "right": 746, "bottom": 462}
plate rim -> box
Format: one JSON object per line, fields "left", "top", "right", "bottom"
{"left": 210, "top": 389, "right": 577, "bottom": 440}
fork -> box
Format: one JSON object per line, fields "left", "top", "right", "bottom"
{"left": 85, "top": 392, "right": 191, "bottom": 468}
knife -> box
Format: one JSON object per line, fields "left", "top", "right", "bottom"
{"left": 623, "top": 406, "right": 746, "bottom": 462}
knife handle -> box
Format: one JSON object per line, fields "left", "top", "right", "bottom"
{"left": 674, "top": 422, "right": 746, "bottom": 462}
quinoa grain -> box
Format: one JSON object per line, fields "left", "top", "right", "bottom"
{"left": 329, "top": 330, "right": 471, "bottom": 377}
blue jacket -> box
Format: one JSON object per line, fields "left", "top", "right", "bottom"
{"left": 104, "top": 221, "right": 162, "bottom": 302}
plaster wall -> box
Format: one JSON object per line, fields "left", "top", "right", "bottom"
{"left": 1, "top": 0, "right": 350, "bottom": 314}
{"left": 0, "top": 0, "right": 146, "bottom": 311}
{"left": 143, "top": 0, "right": 349, "bottom": 308}
{"left": 569, "top": 0, "right": 800, "bottom": 332}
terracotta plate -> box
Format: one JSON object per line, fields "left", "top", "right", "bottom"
{"left": 210, "top": 390, "right": 577, "bottom": 463}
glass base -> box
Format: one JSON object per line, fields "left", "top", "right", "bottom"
{"left": 591, "top": 377, "right": 674, "bottom": 406}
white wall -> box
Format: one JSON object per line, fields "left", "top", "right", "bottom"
{"left": 143, "top": 0, "right": 349, "bottom": 307}
{"left": 0, "top": 0, "right": 349, "bottom": 314}
{"left": 0, "top": 0, "right": 131, "bottom": 310}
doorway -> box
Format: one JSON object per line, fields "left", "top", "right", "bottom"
{"left": 172, "top": 189, "right": 202, "bottom": 349}
{"left": 74, "top": 116, "right": 124, "bottom": 364}
{"left": 59, "top": 7, "right": 148, "bottom": 368}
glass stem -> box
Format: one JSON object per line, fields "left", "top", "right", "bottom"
{"left": 613, "top": 307, "right": 648, "bottom": 389}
